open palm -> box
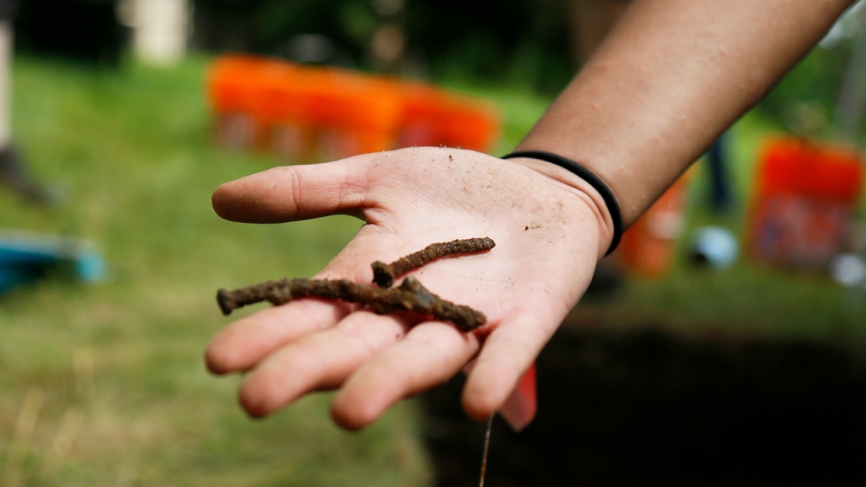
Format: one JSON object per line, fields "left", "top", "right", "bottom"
{"left": 205, "top": 147, "right": 610, "bottom": 430}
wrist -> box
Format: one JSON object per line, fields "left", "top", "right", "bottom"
{"left": 504, "top": 155, "right": 617, "bottom": 262}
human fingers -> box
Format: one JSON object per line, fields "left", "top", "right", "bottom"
{"left": 331, "top": 321, "right": 480, "bottom": 430}
{"left": 206, "top": 228, "right": 399, "bottom": 375}
{"left": 461, "top": 316, "right": 553, "bottom": 421}
{"left": 238, "top": 311, "right": 409, "bottom": 418}
{"left": 205, "top": 298, "right": 351, "bottom": 375}
{"left": 212, "top": 157, "right": 371, "bottom": 223}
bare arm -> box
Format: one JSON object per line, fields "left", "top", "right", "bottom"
{"left": 517, "top": 0, "right": 854, "bottom": 232}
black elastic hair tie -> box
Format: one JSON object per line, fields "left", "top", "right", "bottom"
{"left": 502, "top": 150, "right": 623, "bottom": 255}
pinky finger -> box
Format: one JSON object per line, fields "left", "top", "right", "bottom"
{"left": 461, "top": 318, "right": 551, "bottom": 421}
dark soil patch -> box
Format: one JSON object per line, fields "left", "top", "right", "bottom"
{"left": 420, "top": 324, "right": 866, "bottom": 485}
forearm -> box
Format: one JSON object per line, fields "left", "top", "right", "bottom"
{"left": 517, "top": 0, "right": 854, "bottom": 228}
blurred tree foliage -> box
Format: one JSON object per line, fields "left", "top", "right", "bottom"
{"left": 191, "top": 0, "right": 575, "bottom": 94}
{"left": 758, "top": 41, "right": 854, "bottom": 135}
{"left": 15, "top": 0, "right": 127, "bottom": 66}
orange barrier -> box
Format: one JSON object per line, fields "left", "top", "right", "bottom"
{"left": 209, "top": 56, "right": 283, "bottom": 150}
{"left": 399, "top": 84, "right": 499, "bottom": 152}
{"left": 616, "top": 175, "right": 691, "bottom": 278}
{"left": 747, "top": 137, "right": 865, "bottom": 270}
{"left": 207, "top": 55, "right": 500, "bottom": 160}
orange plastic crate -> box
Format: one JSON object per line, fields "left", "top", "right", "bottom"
{"left": 260, "top": 66, "right": 402, "bottom": 159}
{"left": 207, "top": 55, "right": 500, "bottom": 160}
{"left": 208, "top": 56, "right": 302, "bottom": 150}
{"left": 747, "top": 137, "right": 864, "bottom": 270}
{"left": 399, "top": 84, "right": 499, "bottom": 152}
{"left": 617, "top": 175, "right": 690, "bottom": 278}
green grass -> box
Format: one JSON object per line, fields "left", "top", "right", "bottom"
{"left": 1, "top": 54, "right": 865, "bottom": 485}
{"left": 1, "top": 56, "right": 426, "bottom": 486}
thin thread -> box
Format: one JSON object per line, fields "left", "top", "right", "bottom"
{"left": 479, "top": 415, "right": 494, "bottom": 487}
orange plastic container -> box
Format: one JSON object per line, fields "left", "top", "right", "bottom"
{"left": 616, "top": 175, "right": 691, "bottom": 278}
{"left": 207, "top": 55, "right": 501, "bottom": 160}
{"left": 208, "top": 56, "right": 302, "bottom": 149}
{"left": 747, "top": 137, "right": 865, "bottom": 269}
{"left": 209, "top": 56, "right": 404, "bottom": 159}
{"left": 208, "top": 56, "right": 278, "bottom": 150}
{"left": 208, "top": 56, "right": 272, "bottom": 115}
{"left": 251, "top": 62, "right": 315, "bottom": 158}
{"left": 301, "top": 69, "right": 403, "bottom": 159}
{"left": 398, "top": 84, "right": 499, "bottom": 152}
{"left": 261, "top": 66, "right": 404, "bottom": 159}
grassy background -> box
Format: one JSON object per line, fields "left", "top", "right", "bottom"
{"left": 0, "top": 57, "right": 425, "bottom": 486}
{"left": 1, "top": 55, "right": 864, "bottom": 485}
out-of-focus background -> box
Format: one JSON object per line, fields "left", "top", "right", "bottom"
{"left": 1, "top": 0, "right": 865, "bottom": 485}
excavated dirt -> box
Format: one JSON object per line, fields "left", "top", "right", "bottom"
{"left": 420, "top": 321, "right": 866, "bottom": 485}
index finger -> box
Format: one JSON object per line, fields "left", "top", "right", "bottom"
{"left": 205, "top": 297, "right": 351, "bottom": 374}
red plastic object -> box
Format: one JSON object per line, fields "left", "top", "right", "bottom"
{"left": 500, "top": 362, "right": 537, "bottom": 432}
{"left": 748, "top": 137, "right": 865, "bottom": 270}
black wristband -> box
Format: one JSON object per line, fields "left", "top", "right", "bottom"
{"left": 502, "top": 150, "right": 623, "bottom": 255}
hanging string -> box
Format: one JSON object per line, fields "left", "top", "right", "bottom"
{"left": 478, "top": 415, "right": 494, "bottom": 487}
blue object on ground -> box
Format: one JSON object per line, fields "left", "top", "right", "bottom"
{"left": 690, "top": 226, "right": 739, "bottom": 268}
{"left": 0, "top": 230, "right": 106, "bottom": 295}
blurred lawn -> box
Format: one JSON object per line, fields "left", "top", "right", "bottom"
{"left": 1, "top": 55, "right": 865, "bottom": 486}
{"left": 0, "top": 57, "right": 425, "bottom": 486}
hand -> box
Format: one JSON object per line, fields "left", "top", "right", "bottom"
{"left": 205, "top": 147, "right": 612, "bottom": 430}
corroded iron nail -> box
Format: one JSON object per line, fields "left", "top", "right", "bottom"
{"left": 371, "top": 237, "right": 495, "bottom": 288}
{"left": 216, "top": 276, "right": 486, "bottom": 331}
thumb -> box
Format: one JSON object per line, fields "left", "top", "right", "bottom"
{"left": 212, "top": 156, "right": 371, "bottom": 223}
